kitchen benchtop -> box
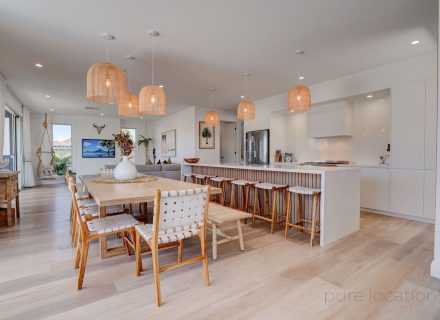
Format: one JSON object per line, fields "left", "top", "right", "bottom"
{"left": 181, "top": 162, "right": 359, "bottom": 174}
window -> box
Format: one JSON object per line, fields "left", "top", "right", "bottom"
{"left": 121, "top": 128, "right": 136, "bottom": 163}
{"left": 52, "top": 124, "right": 72, "bottom": 175}
{"left": 3, "top": 106, "right": 17, "bottom": 171}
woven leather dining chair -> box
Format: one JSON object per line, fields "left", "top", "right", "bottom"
{"left": 135, "top": 186, "right": 210, "bottom": 306}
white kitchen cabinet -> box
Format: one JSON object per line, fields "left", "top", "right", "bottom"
{"left": 390, "top": 169, "right": 424, "bottom": 217}
{"left": 391, "top": 81, "right": 425, "bottom": 169}
{"left": 425, "top": 78, "right": 437, "bottom": 170}
{"left": 424, "top": 170, "right": 436, "bottom": 220}
{"left": 308, "top": 101, "right": 352, "bottom": 138}
{"left": 360, "top": 168, "right": 390, "bottom": 211}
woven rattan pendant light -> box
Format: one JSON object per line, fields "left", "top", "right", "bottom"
{"left": 237, "top": 73, "right": 255, "bottom": 120}
{"left": 139, "top": 31, "right": 166, "bottom": 115}
{"left": 204, "top": 88, "right": 220, "bottom": 126}
{"left": 119, "top": 56, "right": 140, "bottom": 117}
{"left": 288, "top": 50, "right": 311, "bottom": 112}
{"left": 87, "top": 33, "right": 127, "bottom": 105}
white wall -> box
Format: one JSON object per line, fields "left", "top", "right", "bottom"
{"left": 30, "top": 113, "right": 122, "bottom": 182}
{"left": 146, "top": 107, "right": 196, "bottom": 163}
{"left": 277, "top": 96, "right": 390, "bottom": 164}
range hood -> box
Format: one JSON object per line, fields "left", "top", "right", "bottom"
{"left": 307, "top": 101, "right": 353, "bottom": 138}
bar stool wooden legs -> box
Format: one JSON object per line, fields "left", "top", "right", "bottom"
{"left": 209, "top": 177, "right": 233, "bottom": 205}
{"left": 285, "top": 186, "right": 321, "bottom": 246}
{"left": 230, "top": 180, "right": 258, "bottom": 218}
{"left": 252, "top": 183, "right": 288, "bottom": 234}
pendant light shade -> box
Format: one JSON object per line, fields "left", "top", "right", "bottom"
{"left": 139, "top": 30, "right": 167, "bottom": 116}
{"left": 87, "top": 34, "right": 127, "bottom": 104}
{"left": 118, "top": 56, "right": 139, "bottom": 117}
{"left": 139, "top": 85, "right": 166, "bottom": 115}
{"left": 119, "top": 93, "right": 140, "bottom": 117}
{"left": 288, "top": 50, "right": 311, "bottom": 112}
{"left": 204, "top": 88, "right": 220, "bottom": 125}
{"left": 237, "top": 73, "right": 255, "bottom": 120}
{"left": 288, "top": 85, "right": 311, "bottom": 111}
{"left": 237, "top": 100, "right": 256, "bottom": 120}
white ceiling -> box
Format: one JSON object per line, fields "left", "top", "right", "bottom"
{"left": 0, "top": 0, "right": 437, "bottom": 118}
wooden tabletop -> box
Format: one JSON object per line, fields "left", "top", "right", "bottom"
{"left": 80, "top": 174, "right": 222, "bottom": 207}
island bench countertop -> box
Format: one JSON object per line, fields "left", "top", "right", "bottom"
{"left": 181, "top": 162, "right": 359, "bottom": 175}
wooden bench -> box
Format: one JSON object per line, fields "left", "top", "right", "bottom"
{"left": 208, "top": 203, "right": 251, "bottom": 260}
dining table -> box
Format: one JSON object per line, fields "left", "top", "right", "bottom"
{"left": 80, "top": 174, "right": 222, "bottom": 258}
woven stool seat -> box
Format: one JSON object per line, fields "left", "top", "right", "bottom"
{"left": 194, "top": 174, "right": 213, "bottom": 179}
{"left": 77, "top": 198, "right": 97, "bottom": 208}
{"left": 75, "top": 192, "right": 90, "bottom": 200}
{"left": 86, "top": 214, "right": 139, "bottom": 234}
{"left": 255, "top": 182, "right": 287, "bottom": 190}
{"left": 231, "top": 179, "right": 258, "bottom": 186}
{"left": 288, "top": 186, "right": 321, "bottom": 195}
{"left": 209, "top": 176, "right": 233, "bottom": 182}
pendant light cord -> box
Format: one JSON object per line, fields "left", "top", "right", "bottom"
{"left": 151, "top": 35, "right": 155, "bottom": 84}
{"left": 106, "top": 33, "right": 109, "bottom": 63}
{"left": 243, "top": 75, "right": 247, "bottom": 99}
{"left": 127, "top": 58, "right": 131, "bottom": 92}
{"left": 210, "top": 89, "right": 214, "bottom": 109}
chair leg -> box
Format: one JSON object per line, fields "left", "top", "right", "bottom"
{"left": 135, "top": 232, "right": 143, "bottom": 276}
{"left": 284, "top": 192, "right": 292, "bottom": 238}
{"left": 270, "top": 190, "right": 277, "bottom": 234}
{"left": 74, "top": 232, "right": 82, "bottom": 269}
{"left": 151, "top": 244, "right": 162, "bottom": 307}
{"left": 310, "top": 194, "right": 319, "bottom": 247}
{"left": 200, "top": 230, "right": 210, "bottom": 287}
{"left": 237, "top": 220, "right": 244, "bottom": 251}
{"left": 77, "top": 238, "right": 90, "bottom": 290}
{"left": 178, "top": 240, "right": 183, "bottom": 262}
{"left": 252, "top": 189, "right": 259, "bottom": 228}
{"left": 296, "top": 194, "right": 302, "bottom": 231}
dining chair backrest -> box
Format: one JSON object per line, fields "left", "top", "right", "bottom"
{"left": 153, "top": 186, "right": 210, "bottom": 236}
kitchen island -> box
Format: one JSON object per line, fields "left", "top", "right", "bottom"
{"left": 181, "top": 163, "right": 360, "bottom": 246}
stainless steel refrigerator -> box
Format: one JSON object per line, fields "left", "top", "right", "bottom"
{"left": 245, "top": 129, "right": 270, "bottom": 164}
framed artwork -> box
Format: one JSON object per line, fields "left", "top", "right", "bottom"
{"left": 82, "top": 139, "right": 115, "bottom": 158}
{"left": 161, "top": 129, "right": 176, "bottom": 157}
{"left": 199, "top": 121, "right": 215, "bottom": 149}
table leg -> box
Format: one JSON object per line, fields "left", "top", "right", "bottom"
{"left": 6, "top": 200, "right": 13, "bottom": 227}
{"left": 212, "top": 223, "right": 218, "bottom": 260}
{"left": 99, "top": 205, "right": 130, "bottom": 259}
{"left": 15, "top": 194, "right": 20, "bottom": 218}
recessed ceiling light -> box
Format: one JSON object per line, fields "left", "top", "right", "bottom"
{"left": 411, "top": 40, "right": 420, "bottom": 45}
{"left": 159, "top": 85, "right": 164, "bottom": 88}
{"left": 299, "top": 76, "right": 305, "bottom": 80}
{"left": 45, "top": 94, "right": 51, "bottom": 98}
{"left": 35, "top": 63, "right": 43, "bottom": 68}
{"left": 367, "top": 95, "right": 373, "bottom": 98}
{"left": 240, "top": 95, "right": 245, "bottom": 99}
{"left": 140, "top": 116, "right": 144, "bottom": 120}
{"left": 290, "top": 110, "right": 294, "bottom": 113}
{"left": 49, "top": 108, "right": 54, "bottom": 112}
{"left": 100, "top": 113, "right": 104, "bottom": 116}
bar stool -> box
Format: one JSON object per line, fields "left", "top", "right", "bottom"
{"left": 285, "top": 186, "right": 321, "bottom": 246}
{"left": 252, "top": 183, "right": 288, "bottom": 234}
{"left": 208, "top": 177, "right": 233, "bottom": 205}
{"left": 193, "top": 174, "right": 213, "bottom": 185}
{"left": 183, "top": 173, "right": 193, "bottom": 182}
{"left": 230, "top": 180, "right": 258, "bottom": 218}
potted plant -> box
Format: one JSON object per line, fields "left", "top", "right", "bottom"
{"left": 137, "top": 135, "right": 153, "bottom": 165}
{"left": 113, "top": 131, "right": 137, "bottom": 180}
{"left": 202, "top": 127, "right": 212, "bottom": 145}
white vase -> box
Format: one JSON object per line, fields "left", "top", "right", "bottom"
{"left": 114, "top": 156, "right": 137, "bottom": 180}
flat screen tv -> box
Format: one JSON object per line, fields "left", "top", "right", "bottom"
{"left": 82, "top": 139, "right": 115, "bottom": 158}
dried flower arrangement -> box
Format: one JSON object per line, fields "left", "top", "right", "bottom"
{"left": 113, "top": 131, "right": 134, "bottom": 156}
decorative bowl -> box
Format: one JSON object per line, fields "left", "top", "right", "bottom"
{"left": 184, "top": 158, "right": 200, "bottom": 164}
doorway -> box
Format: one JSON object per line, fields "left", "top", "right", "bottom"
{"left": 3, "top": 107, "right": 17, "bottom": 171}
{"left": 220, "top": 121, "right": 237, "bottom": 163}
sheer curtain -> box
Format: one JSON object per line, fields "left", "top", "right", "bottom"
{"left": 0, "top": 74, "right": 5, "bottom": 159}
{"left": 23, "top": 107, "right": 36, "bottom": 187}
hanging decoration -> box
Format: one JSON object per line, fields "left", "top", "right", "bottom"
{"left": 119, "top": 56, "right": 140, "bottom": 117}
{"left": 36, "top": 113, "right": 57, "bottom": 180}
{"left": 204, "top": 88, "right": 220, "bottom": 125}
{"left": 288, "top": 50, "right": 311, "bottom": 112}
{"left": 87, "top": 33, "right": 127, "bottom": 105}
{"left": 139, "top": 31, "right": 166, "bottom": 115}
{"left": 237, "top": 73, "right": 255, "bottom": 120}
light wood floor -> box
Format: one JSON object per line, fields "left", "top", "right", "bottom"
{"left": 1, "top": 184, "right": 440, "bottom": 320}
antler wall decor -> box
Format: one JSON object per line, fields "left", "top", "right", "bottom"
{"left": 93, "top": 123, "right": 106, "bottom": 134}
